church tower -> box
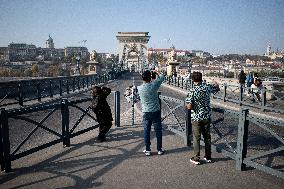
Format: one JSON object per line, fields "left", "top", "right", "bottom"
{"left": 266, "top": 41, "right": 271, "bottom": 56}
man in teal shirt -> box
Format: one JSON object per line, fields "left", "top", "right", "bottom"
{"left": 138, "top": 69, "right": 165, "bottom": 156}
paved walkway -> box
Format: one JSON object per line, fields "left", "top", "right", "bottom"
{"left": 1, "top": 73, "right": 283, "bottom": 189}
{"left": 1, "top": 122, "right": 284, "bottom": 189}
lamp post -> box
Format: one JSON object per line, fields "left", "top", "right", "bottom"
{"left": 74, "top": 55, "right": 81, "bottom": 75}
{"left": 187, "top": 59, "right": 192, "bottom": 78}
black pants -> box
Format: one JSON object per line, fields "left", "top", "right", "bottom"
{"left": 98, "top": 121, "right": 112, "bottom": 139}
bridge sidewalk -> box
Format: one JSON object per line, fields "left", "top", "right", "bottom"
{"left": 1, "top": 123, "right": 283, "bottom": 189}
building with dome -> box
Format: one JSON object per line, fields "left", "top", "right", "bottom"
{"left": 44, "top": 35, "right": 54, "bottom": 48}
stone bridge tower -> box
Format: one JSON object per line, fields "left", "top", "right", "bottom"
{"left": 116, "top": 32, "right": 150, "bottom": 72}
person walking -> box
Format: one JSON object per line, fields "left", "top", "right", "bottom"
{"left": 185, "top": 72, "right": 220, "bottom": 165}
{"left": 137, "top": 69, "right": 165, "bottom": 156}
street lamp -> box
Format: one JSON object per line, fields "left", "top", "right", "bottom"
{"left": 187, "top": 59, "right": 192, "bottom": 78}
{"left": 74, "top": 55, "right": 81, "bottom": 75}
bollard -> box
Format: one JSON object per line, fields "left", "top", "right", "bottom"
{"left": 236, "top": 108, "right": 249, "bottom": 171}
{"left": 49, "top": 80, "right": 53, "bottom": 98}
{"left": 239, "top": 84, "right": 243, "bottom": 106}
{"left": 185, "top": 106, "right": 192, "bottom": 146}
{"left": 1, "top": 108, "right": 11, "bottom": 172}
{"left": 82, "top": 78, "right": 85, "bottom": 88}
{"left": 86, "top": 77, "right": 89, "bottom": 88}
{"left": 59, "top": 80, "right": 63, "bottom": 96}
{"left": 181, "top": 77, "right": 184, "bottom": 89}
{"left": 114, "top": 91, "right": 120, "bottom": 127}
{"left": 61, "top": 98, "right": 70, "bottom": 147}
{"left": 66, "top": 80, "right": 70, "bottom": 94}
{"left": 77, "top": 77, "right": 80, "bottom": 90}
{"left": 177, "top": 77, "right": 180, "bottom": 87}
{"left": 0, "top": 110, "right": 3, "bottom": 171}
{"left": 18, "top": 83, "right": 23, "bottom": 106}
{"left": 261, "top": 88, "right": 267, "bottom": 112}
{"left": 37, "top": 82, "right": 41, "bottom": 102}
{"left": 223, "top": 83, "right": 227, "bottom": 102}
{"left": 72, "top": 78, "right": 75, "bottom": 92}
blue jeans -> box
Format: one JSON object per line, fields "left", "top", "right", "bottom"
{"left": 143, "top": 111, "right": 162, "bottom": 151}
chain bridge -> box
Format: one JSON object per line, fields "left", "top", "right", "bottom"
{"left": 0, "top": 71, "right": 283, "bottom": 188}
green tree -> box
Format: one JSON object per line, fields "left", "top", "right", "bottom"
{"left": 24, "top": 69, "right": 32, "bottom": 77}
{"left": 31, "top": 64, "right": 39, "bottom": 77}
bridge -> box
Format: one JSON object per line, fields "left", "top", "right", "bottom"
{"left": 0, "top": 71, "right": 283, "bottom": 188}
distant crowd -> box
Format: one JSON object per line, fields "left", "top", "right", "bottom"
{"left": 238, "top": 70, "right": 264, "bottom": 102}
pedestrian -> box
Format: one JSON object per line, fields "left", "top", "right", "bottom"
{"left": 253, "top": 73, "right": 259, "bottom": 84}
{"left": 251, "top": 78, "right": 264, "bottom": 102}
{"left": 91, "top": 86, "right": 113, "bottom": 142}
{"left": 238, "top": 70, "right": 246, "bottom": 85}
{"left": 185, "top": 72, "right": 220, "bottom": 165}
{"left": 137, "top": 69, "right": 165, "bottom": 156}
{"left": 246, "top": 72, "right": 254, "bottom": 93}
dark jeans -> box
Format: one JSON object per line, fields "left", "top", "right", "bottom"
{"left": 143, "top": 111, "right": 162, "bottom": 151}
{"left": 192, "top": 119, "right": 211, "bottom": 159}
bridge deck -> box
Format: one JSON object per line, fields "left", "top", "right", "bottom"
{"left": 1, "top": 123, "right": 283, "bottom": 189}
{"left": 1, "top": 72, "right": 283, "bottom": 188}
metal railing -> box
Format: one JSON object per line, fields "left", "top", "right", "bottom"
{"left": 0, "top": 77, "right": 283, "bottom": 179}
{"left": 158, "top": 93, "right": 283, "bottom": 179}
{"left": 164, "top": 75, "right": 284, "bottom": 113}
{"left": 0, "top": 71, "right": 123, "bottom": 108}
{"left": 0, "top": 91, "right": 121, "bottom": 172}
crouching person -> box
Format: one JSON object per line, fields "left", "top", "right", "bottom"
{"left": 91, "top": 86, "right": 113, "bottom": 142}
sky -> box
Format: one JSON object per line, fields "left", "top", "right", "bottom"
{"left": 0, "top": 0, "right": 283, "bottom": 55}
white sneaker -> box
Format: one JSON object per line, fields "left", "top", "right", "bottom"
{"left": 158, "top": 149, "right": 165, "bottom": 155}
{"left": 143, "top": 150, "right": 151, "bottom": 156}
{"left": 204, "top": 157, "right": 212, "bottom": 163}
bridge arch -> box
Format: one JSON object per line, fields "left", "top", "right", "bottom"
{"left": 116, "top": 32, "right": 150, "bottom": 72}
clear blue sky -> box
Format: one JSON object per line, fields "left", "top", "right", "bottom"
{"left": 0, "top": 0, "right": 283, "bottom": 55}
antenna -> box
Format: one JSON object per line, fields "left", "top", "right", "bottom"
{"left": 78, "top": 40, "right": 87, "bottom": 46}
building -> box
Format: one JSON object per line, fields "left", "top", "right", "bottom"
{"left": 64, "top": 47, "right": 89, "bottom": 59}
{"left": 8, "top": 43, "right": 37, "bottom": 61}
{"left": 37, "top": 47, "right": 65, "bottom": 60}
{"left": 192, "top": 50, "right": 211, "bottom": 58}
{"left": 0, "top": 47, "right": 9, "bottom": 61}
{"left": 148, "top": 48, "right": 191, "bottom": 59}
{"left": 264, "top": 42, "right": 283, "bottom": 60}
{"left": 44, "top": 35, "right": 54, "bottom": 48}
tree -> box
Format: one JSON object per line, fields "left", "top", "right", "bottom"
{"left": 24, "top": 69, "right": 32, "bottom": 77}
{"left": 31, "top": 64, "right": 39, "bottom": 77}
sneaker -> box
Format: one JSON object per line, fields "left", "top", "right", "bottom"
{"left": 204, "top": 157, "right": 212, "bottom": 163}
{"left": 157, "top": 149, "right": 165, "bottom": 155}
{"left": 143, "top": 150, "right": 151, "bottom": 156}
{"left": 190, "top": 157, "right": 201, "bottom": 165}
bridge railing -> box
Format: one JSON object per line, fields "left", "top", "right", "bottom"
{"left": 164, "top": 75, "right": 284, "bottom": 113}
{"left": 0, "top": 91, "right": 121, "bottom": 172}
{"left": 158, "top": 93, "right": 283, "bottom": 179}
{"left": 0, "top": 71, "right": 121, "bottom": 108}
